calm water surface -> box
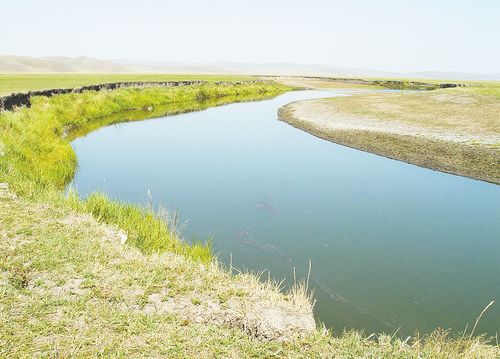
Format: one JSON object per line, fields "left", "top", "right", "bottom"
{"left": 71, "top": 90, "right": 500, "bottom": 336}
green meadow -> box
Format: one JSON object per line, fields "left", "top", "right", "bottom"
{"left": 0, "top": 73, "right": 254, "bottom": 95}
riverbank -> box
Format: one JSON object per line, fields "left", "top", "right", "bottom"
{"left": 1, "top": 78, "right": 498, "bottom": 356}
{"left": 273, "top": 76, "right": 466, "bottom": 90}
{"left": 0, "top": 81, "right": 291, "bottom": 263}
{"left": 2, "top": 184, "right": 497, "bottom": 357}
{"left": 278, "top": 84, "right": 500, "bottom": 184}
{"left": 0, "top": 183, "right": 320, "bottom": 356}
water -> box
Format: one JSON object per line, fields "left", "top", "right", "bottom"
{"left": 71, "top": 90, "right": 500, "bottom": 337}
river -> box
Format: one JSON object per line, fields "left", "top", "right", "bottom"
{"left": 71, "top": 90, "right": 500, "bottom": 336}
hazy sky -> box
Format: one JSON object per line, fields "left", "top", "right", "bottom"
{"left": 2, "top": 0, "right": 499, "bottom": 73}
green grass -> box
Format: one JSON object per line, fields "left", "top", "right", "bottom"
{"left": 0, "top": 81, "right": 288, "bottom": 192}
{"left": 371, "top": 78, "right": 500, "bottom": 95}
{"left": 0, "top": 81, "right": 290, "bottom": 261}
{"left": 0, "top": 73, "right": 254, "bottom": 95}
{"left": 453, "top": 82, "right": 500, "bottom": 98}
{"left": 67, "top": 191, "right": 212, "bottom": 260}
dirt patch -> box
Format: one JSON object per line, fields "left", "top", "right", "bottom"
{"left": 0, "top": 183, "right": 17, "bottom": 199}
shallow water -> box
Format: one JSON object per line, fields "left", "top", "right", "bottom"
{"left": 71, "top": 90, "right": 500, "bottom": 336}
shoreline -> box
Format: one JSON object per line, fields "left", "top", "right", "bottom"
{"left": 272, "top": 75, "right": 467, "bottom": 91}
{"left": 1, "top": 82, "right": 324, "bottom": 345}
{"left": 278, "top": 98, "right": 499, "bottom": 185}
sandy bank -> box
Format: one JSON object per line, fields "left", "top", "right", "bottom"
{"left": 279, "top": 92, "right": 499, "bottom": 184}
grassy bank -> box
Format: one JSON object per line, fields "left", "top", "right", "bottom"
{"left": 2, "top": 186, "right": 498, "bottom": 357}
{"left": 279, "top": 83, "right": 500, "bottom": 184}
{"left": 1, "top": 78, "right": 498, "bottom": 356}
{"left": 0, "top": 81, "right": 290, "bottom": 261}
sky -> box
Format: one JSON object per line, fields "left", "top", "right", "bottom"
{"left": 2, "top": 0, "right": 499, "bottom": 74}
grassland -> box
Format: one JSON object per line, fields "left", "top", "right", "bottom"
{"left": 279, "top": 81, "right": 500, "bottom": 183}
{"left": 0, "top": 73, "right": 254, "bottom": 96}
{"left": 0, "top": 75, "right": 498, "bottom": 357}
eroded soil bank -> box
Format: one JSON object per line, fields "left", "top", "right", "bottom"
{"left": 279, "top": 89, "right": 499, "bottom": 184}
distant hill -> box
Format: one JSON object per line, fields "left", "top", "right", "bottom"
{"left": 112, "top": 60, "right": 500, "bottom": 80}
{"left": 0, "top": 55, "right": 127, "bottom": 73}
{"left": 1, "top": 55, "right": 499, "bottom": 81}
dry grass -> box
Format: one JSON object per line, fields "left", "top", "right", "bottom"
{"left": 329, "top": 89, "right": 500, "bottom": 138}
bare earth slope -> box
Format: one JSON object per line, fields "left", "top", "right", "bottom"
{"left": 279, "top": 88, "right": 500, "bottom": 184}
